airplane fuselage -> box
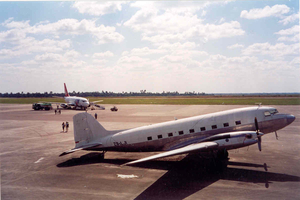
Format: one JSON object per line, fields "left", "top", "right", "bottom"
{"left": 93, "top": 106, "right": 294, "bottom": 152}
{"left": 64, "top": 96, "right": 89, "bottom": 109}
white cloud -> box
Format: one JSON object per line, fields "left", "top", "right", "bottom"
{"left": 92, "top": 59, "right": 108, "bottom": 64}
{"left": 35, "top": 53, "right": 63, "bottom": 62}
{"left": 218, "top": 18, "right": 225, "bottom": 23}
{"left": 240, "top": 4, "right": 290, "bottom": 19}
{"left": 158, "top": 42, "right": 197, "bottom": 50}
{"left": 93, "top": 51, "right": 114, "bottom": 58}
{"left": 124, "top": 2, "right": 244, "bottom": 45}
{"left": 0, "top": 18, "right": 124, "bottom": 45}
{"left": 0, "top": 49, "right": 21, "bottom": 59}
{"left": 275, "top": 25, "right": 299, "bottom": 35}
{"left": 130, "top": 1, "right": 211, "bottom": 15}
{"left": 275, "top": 25, "right": 299, "bottom": 42}
{"left": 139, "top": 21, "right": 245, "bottom": 45}
{"left": 72, "top": 1, "right": 127, "bottom": 16}
{"left": 242, "top": 42, "right": 299, "bottom": 57}
{"left": 28, "top": 19, "right": 124, "bottom": 44}
{"left": 122, "top": 47, "right": 167, "bottom": 57}
{"left": 279, "top": 12, "right": 299, "bottom": 25}
{"left": 2, "top": 18, "right": 30, "bottom": 29}
{"left": 227, "top": 43, "right": 244, "bottom": 49}
{"left": 118, "top": 56, "right": 150, "bottom": 64}
{"left": 0, "top": 37, "right": 71, "bottom": 59}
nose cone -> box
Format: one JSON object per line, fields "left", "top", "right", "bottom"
{"left": 287, "top": 114, "right": 296, "bottom": 125}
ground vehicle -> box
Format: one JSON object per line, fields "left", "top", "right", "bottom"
{"left": 110, "top": 106, "right": 118, "bottom": 111}
{"left": 32, "top": 103, "right": 53, "bottom": 110}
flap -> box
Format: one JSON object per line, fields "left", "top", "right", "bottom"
{"left": 123, "top": 142, "right": 218, "bottom": 166}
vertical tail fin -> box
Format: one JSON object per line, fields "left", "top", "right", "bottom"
{"left": 64, "top": 83, "right": 70, "bottom": 97}
{"left": 73, "top": 112, "right": 110, "bottom": 148}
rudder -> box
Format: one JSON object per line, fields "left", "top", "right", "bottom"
{"left": 64, "top": 83, "right": 70, "bottom": 97}
{"left": 73, "top": 112, "right": 109, "bottom": 148}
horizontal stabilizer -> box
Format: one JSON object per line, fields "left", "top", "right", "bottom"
{"left": 59, "top": 143, "right": 101, "bottom": 156}
{"left": 123, "top": 142, "right": 218, "bottom": 166}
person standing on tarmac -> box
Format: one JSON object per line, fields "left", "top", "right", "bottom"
{"left": 62, "top": 122, "right": 65, "bottom": 132}
{"left": 95, "top": 113, "right": 98, "bottom": 119}
{"left": 66, "top": 122, "right": 69, "bottom": 132}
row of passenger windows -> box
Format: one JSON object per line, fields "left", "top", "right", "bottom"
{"left": 147, "top": 120, "right": 242, "bottom": 141}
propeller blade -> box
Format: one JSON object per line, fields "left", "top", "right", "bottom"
{"left": 275, "top": 131, "right": 278, "bottom": 140}
{"left": 255, "top": 117, "right": 259, "bottom": 133}
{"left": 258, "top": 136, "right": 262, "bottom": 151}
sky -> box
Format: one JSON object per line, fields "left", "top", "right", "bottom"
{"left": 0, "top": 1, "right": 299, "bottom": 94}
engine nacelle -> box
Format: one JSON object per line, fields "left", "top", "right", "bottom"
{"left": 213, "top": 131, "right": 259, "bottom": 150}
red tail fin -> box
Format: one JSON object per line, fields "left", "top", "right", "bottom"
{"left": 64, "top": 83, "right": 70, "bottom": 97}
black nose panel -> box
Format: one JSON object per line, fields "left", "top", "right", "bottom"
{"left": 287, "top": 115, "right": 295, "bottom": 125}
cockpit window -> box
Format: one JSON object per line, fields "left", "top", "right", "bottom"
{"left": 270, "top": 109, "right": 278, "bottom": 114}
{"left": 264, "top": 111, "right": 271, "bottom": 117}
{"left": 264, "top": 109, "right": 278, "bottom": 117}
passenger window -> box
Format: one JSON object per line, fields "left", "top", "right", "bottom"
{"left": 212, "top": 125, "right": 217, "bottom": 129}
{"left": 147, "top": 136, "right": 152, "bottom": 141}
{"left": 235, "top": 120, "right": 241, "bottom": 125}
{"left": 264, "top": 111, "right": 271, "bottom": 117}
{"left": 179, "top": 131, "right": 184, "bottom": 135}
{"left": 168, "top": 133, "right": 173, "bottom": 137}
{"left": 223, "top": 122, "right": 229, "bottom": 127}
{"left": 157, "top": 135, "right": 162, "bottom": 139}
{"left": 189, "top": 129, "right": 195, "bottom": 133}
{"left": 200, "top": 127, "right": 206, "bottom": 131}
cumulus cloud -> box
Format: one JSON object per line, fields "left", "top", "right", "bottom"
{"left": 124, "top": 2, "right": 244, "bottom": 45}
{"left": 227, "top": 44, "right": 244, "bottom": 49}
{"left": 1, "top": 18, "right": 124, "bottom": 45}
{"left": 122, "top": 47, "right": 167, "bottom": 57}
{"left": 2, "top": 17, "right": 30, "bottom": 29}
{"left": 35, "top": 50, "right": 80, "bottom": 62}
{"left": 72, "top": 1, "right": 127, "bottom": 16}
{"left": 279, "top": 12, "right": 299, "bottom": 25}
{"left": 92, "top": 51, "right": 114, "bottom": 58}
{"left": 242, "top": 42, "right": 299, "bottom": 57}
{"left": 240, "top": 4, "right": 290, "bottom": 19}
{"left": 275, "top": 25, "right": 299, "bottom": 42}
{"left": 0, "top": 37, "right": 71, "bottom": 59}
{"left": 28, "top": 19, "right": 124, "bottom": 44}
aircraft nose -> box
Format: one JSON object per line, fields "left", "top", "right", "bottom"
{"left": 287, "top": 114, "right": 295, "bottom": 125}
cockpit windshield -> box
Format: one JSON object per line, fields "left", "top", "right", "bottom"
{"left": 264, "top": 109, "right": 278, "bottom": 117}
{"left": 270, "top": 109, "right": 278, "bottom": 114}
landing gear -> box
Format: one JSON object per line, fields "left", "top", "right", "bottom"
{"left": 99, "top": 151, "right": 105, "bottom": 160}
{"left": 213, "top": 149, "right": 229, "bottom": 171}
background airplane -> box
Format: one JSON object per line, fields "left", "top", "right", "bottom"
{"left": 60, "top": 106, "right": 295, "bottom": 167}
{"left": 56, "top": 83, "right": 104, "bottom": 110}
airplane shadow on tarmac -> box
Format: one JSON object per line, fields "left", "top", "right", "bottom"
{"left": 57, "top": 153, "right": 300, "bottom": 200}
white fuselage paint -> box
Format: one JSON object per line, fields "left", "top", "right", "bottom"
{"left": 64, "top": 96, "right": 89, "bottom": 109}
{"left": 94, "top": 106, "right": 293, "bottom": 152}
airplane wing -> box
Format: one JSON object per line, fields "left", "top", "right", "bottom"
{"left": 59, "top": 143, "right": 102, "bottom": 156}
{"left": 91, "top": 100, "right": 103, "bottom": 104}
{"left": 90, "top": 100, "right": 103, "bottom": 105}
{"left": 123, "top": 142, "right": 218, "bottom": 166}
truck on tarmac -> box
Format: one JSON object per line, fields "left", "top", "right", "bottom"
{"left": 32, "top": 102, "right": 53, "bottom": 111}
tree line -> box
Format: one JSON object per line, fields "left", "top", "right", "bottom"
{"left": 0, "top": 91, "right": 207, "bottom": 98}
{"left": 1, "top": 91, "right": 299, "bottom": 98}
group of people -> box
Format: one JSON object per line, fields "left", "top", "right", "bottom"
{"left": 60, "top": 113, "right": 97, "bottom": 133}
{"left": 54, "top": 109, "right": 61, "bottom": 115}
{"left": 62, "top": 122, "right": 69, "bottom": 132}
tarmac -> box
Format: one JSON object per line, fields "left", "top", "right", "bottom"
{"left": 0, "top": 104, "right": 299, "bottom": 200}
